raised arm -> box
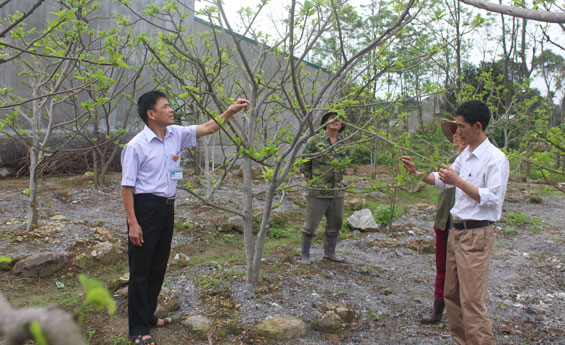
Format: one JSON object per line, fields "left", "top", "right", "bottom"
{"left": 196, "top": 98, "right": 250, "bottom": 138}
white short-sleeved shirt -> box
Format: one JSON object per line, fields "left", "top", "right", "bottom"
{"left": 433, "top": 138, "right": 509, "bottom": 222}
{"left": 121, "top": 124, "right": 197, "bottom": 197}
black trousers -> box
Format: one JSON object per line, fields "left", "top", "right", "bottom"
{"left": 128, "top": 193, "right": 174, "bottom": 336}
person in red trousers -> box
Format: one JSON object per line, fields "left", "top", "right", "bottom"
{"left": 421, "top": 121, "right": 466, "bottom": 324}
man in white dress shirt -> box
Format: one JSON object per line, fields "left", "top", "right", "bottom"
{"left": 401, "top": 100, "right": 509, "bottom": 345}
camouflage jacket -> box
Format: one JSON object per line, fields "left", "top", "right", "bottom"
{"left": 300, "top": 132, "right": 348, "bottom": 198}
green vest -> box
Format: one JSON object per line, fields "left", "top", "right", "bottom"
{"left": 300, "top": 132, "right": 347, "bottom": 198}
{"left": 434, "top": 188, "right": 455, "bottom": 230}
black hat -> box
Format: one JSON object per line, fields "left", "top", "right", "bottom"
{"left": 320, "top": 111, "right": 345, "bottom": 133}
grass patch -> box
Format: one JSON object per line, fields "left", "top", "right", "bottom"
{"left": 174, "top": 220, "right": 193, "bottom": 233}
{"left": 502, "top": 211, "right": 542, "bottom": 229}
{"left": 189, "top": 213, "right": 304, "bottom": 265}
{"left": 503, "top": 227, "right": 518, "bottom": 236}
{"left": 189, "top": 231, "right": 246, "bottom": 265}
{"left": 267, "top": 215, "right": 298, "bottom": 239}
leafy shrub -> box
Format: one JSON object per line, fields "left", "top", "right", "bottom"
{"left": 349, "top": 144, "right": 372, "bottom": 164}
{"left": 377, "top": 154, "right": 396, "bottom": 166}
{"left": 268, "top": 217, "right": 294, "bottom": 239}
{"left": 373, "top": 204, "right": 401, "bottom": 226}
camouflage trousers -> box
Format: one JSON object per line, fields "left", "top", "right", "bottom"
{"left": 301, "top": 197, "right": 344, "bottom": 238}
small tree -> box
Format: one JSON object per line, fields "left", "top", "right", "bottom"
{"left": 0, "top": 2, "right": 131, "bottom": 229}
{"left": 128, "top": 0, "right": 419, "bottom": 284}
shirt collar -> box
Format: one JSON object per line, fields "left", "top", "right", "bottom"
{"left": 469, "top": 137, "right": 490, "bottom": 159}
{"left": 141, "top": 124, "right": 173, "bottom": 143}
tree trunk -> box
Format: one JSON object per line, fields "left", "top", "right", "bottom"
{"left": 92, "top": 147, "right": 101, "bottom": 186}
{"left": 26, "top": 95, "right": 41, "bottom": 231}
{"left": 242, "top": 157, "right": 256, "bottom": 283}
{"left": 249, "top": 177, "right": 278, "bottom": 284}
{"left": 26, "top": 146, "right": 39, "bottom": 231}
{"left": 523, "top": 119, "right": 531, "bottom": 176}
{"left": 203, "top": 136, "right": 213, "bottom": 199}
{"left": 370, "top": 151, "right": 376, "bottom": 180}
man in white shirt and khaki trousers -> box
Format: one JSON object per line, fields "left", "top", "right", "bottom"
{"left": 401, "top": 100, "right": 509, "bottom": 345}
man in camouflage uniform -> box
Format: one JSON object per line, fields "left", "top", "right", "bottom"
{"left": 299, "top": 111, "right": 348, "bottom": 264}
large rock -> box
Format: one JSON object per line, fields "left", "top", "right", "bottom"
{"left": 220, "top": 216, "right": 244, "bottom": 233}
{"left": 347, "top": 209, "right": 380, "bottom": 232}
{"left": 12, "top": 252, "right": 68, "bottom": 278}
{"left": 183, "top": 315, "right": 212, "bottom": 336}
{"left": 90, "top": 241, "right": 123, "bottom": 264}
{"left": 254, "top": 315, "right": 308, "bottom": 340}
{"left": 311, "top": 311, "right": 344, "bottom": 334}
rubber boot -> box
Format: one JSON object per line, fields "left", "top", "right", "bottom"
{"left": 301, "top": 235, "right": 312, "bottom": 265}
{"left": 420, "top": 299, "right": 445, "bottom": 324}
{"left": 323, "top": 235, "right": 345, "bottom": 262}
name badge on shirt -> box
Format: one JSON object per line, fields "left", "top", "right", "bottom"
{"left": 170, "top": 168, "right": 183, "bottom": 180}
{"left": 170, "top": 155, "right": 182, "bottom": 180}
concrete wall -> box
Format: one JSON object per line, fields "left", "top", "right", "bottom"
{"left": 0, "top": 0, "right": 332, "bottom": 175}
{"left": 407, "top": 95, "right": 443, "bottom": 132}
{"left": 187, "top": 18, "right": 332, "bottom": 162}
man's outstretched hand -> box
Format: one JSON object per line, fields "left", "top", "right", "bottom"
{"left": 400, "top": 156, "right": 417, "bottom": 175}
{"left": 229, "top": 98, "right": 251, "bottom": 113}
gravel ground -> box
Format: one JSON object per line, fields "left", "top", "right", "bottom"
{"left": 0, "top": 174, "right": 563, "bottom": 344}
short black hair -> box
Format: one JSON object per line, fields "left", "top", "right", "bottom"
{"left": 137, "top": 90, "right": 168, "bottom": 124}
{"left": 320, "top": 111, "right": 345, "bottom": 133}
{"left": 455, "top": 100, "right": 491, "bottom": 131}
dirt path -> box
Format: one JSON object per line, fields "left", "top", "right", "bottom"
{"left": 0, "top": 174, "right": 563, "bottom": 344}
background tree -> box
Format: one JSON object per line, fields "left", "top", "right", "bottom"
{"left": 124, "top": 0, "right": 420, "bottom": 284}
{"left": 0, "top": 1, "right": 131, "bottom": 230}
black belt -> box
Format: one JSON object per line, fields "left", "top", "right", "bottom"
{"left": 134, "top": 193, "right": 175, "bottom": 205}
{"left": 452, "top": 220, "right": 493, "bottom": 230}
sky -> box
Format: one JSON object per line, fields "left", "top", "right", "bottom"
{"left": 194, "top": 0, "right": 565, "bottom": 102}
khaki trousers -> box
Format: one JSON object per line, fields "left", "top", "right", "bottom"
{"left": 444, "top": 224, "right": 495, "bottom": 345}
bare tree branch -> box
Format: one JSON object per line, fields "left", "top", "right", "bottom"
{"left": 459, "top": 0, "right": 565, "bottom": 23}
{"left": 0, "top": 0, "right": 45, "bottom": 39}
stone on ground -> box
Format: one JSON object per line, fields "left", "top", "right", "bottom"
{"left": 90, "top": 241, "right": 123, "bottom": 264}
{"left": 11, "top": 251, "right": 68, "bottom": 278}
{"left": 254, "top": 314, "right": 308, "bottom": 340}
{"left": 325, "top": 302, "right": 359, "bottom": 322}
{"left": 183, "top": 315, "right": 212, "bottom": 335}
{"left": 311, "top": 311, "right": 344, "bottom": 334}
{"left": 49, "top": 214, "right": 68, "bottom": 222}
{"left": 347, "top": 208, "right": 380, "bottom": 232}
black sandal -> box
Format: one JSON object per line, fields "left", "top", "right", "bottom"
{"left": 133, "top": 335, "right": 157, "bottom": 345}
{"left": 156, "top": 317, "right": 172, "bottom": 327}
